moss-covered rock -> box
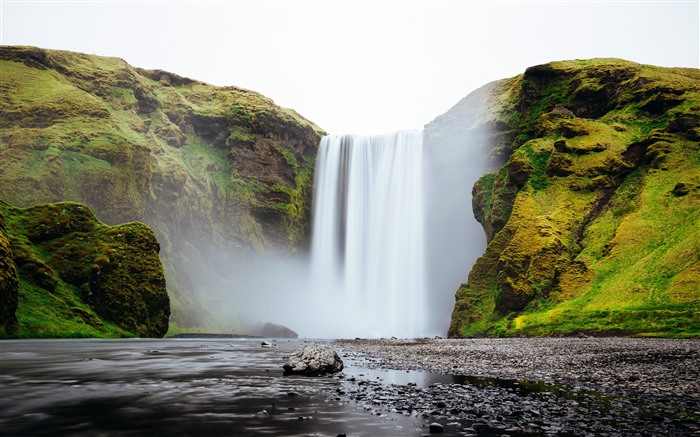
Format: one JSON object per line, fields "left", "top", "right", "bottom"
{"left": 0, "top": 200, "right": 169, "bottom": 338}
{"left": 437, "top": 59, "right": 700, "bottom": 338}
{"left": 0, "top": 46, "right": 323, "bottom": 332}
{"left": 0, "top": 213, "right": 20, "bottom": 334}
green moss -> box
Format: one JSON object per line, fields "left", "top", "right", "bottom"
{"left": 0, "top": 200, "right": 170, "bottom": 338}
{"left": 449, "top": 58, "right": 700, "bottom": 338}
{"left": 1, "top": 45, "right": 324, "bottom": 334}
{"left": 520, "top": 144, "right": 552, "bottom": 191}
{"left": 13, "top": 278, "right": 134, "bottom": 338}
{"left": 228, "top": 103, "right": 255, "bottom": 126}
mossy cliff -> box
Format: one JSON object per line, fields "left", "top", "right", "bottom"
{"left": 433, "top": 59, "right": 699, "bottom": 338}
{"left": 0, "top": 200, "right": 169, "bottom": 338}
{"left": 0, "top": 46, "right": 323, "bottom": 332}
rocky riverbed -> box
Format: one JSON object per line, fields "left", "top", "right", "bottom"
{"left": 330, "top": 337, "right": 700, "bottom": 436}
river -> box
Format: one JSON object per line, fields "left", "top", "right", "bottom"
{"left": 0, "top": 338, "right": 427, "bottom": 436}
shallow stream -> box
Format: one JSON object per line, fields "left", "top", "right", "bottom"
{"left": 0, "top": 339, "right": 427, "bottom": 436}
{"left": 3, "top": 338, "right": 696, "bottom": 436}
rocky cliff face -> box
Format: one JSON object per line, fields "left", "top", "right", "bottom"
{"left": 0, "top": 200, "right": 169, "bottom": 337}
{"left": 431, "top": 59, "right": 699, "bottom": 337}
{"left": 0, "top": 46, "right": 323, "bottom": 332}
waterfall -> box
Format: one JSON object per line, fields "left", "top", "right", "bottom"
{"left": 309, "top": 130, "right": 427, "bottom": 338}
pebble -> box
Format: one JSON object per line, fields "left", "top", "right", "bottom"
{"left": 328, "top": 338, "right": 700, "bottom": 436}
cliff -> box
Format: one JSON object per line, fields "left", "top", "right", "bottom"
{"left": 431, "top": 59, "right": 699, "bottom": 338}
{"left": 0, "top": 46, "right": 323, "bottom": 332}
{"left": 0, "top": 200, "right": 169, "bottom": 338}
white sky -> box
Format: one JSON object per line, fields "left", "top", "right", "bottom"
{"left": 1, "top": 0, "right": 699, "bottom": 135}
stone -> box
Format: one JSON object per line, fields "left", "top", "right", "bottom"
{"left": 283, "top": 344, "right": 344, "bottom": 375}
{"left": 260, "top": 322, "right": 299, "bottom": 339}
{"left": 550, "top": 106, "right": 575, "bottom": 118}
{"left": 429, "top": 422, "right": 444, "bottom": 433}
{"left": 671, "top": 182, "right": 690, "bottom": 196}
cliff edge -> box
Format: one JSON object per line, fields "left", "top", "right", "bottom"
{"left": 437, "top": 59, "right": 699, "bottom": 337}
{"left": 0, "top": 46, "right": 323, "bottom": 332}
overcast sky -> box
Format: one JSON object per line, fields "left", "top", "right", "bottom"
{"left": 2, "top": 0, "right": 698, "bottom": 134}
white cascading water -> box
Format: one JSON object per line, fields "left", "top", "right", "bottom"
{"left": 309, "top": 130, "right": 426, "bottom": 338}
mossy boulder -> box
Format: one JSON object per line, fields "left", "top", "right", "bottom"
{"left": 434, "top": 59, "right": 700, "bottom": 338}
{"left": 0, "top": 200, "right": 170, "bottom": 338}
{"left": 0, "top": 46, "right": 323, "bottom": 333}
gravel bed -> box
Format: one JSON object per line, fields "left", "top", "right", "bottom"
{"left": 328, "top": 337, "right": 700, "bottom": 436}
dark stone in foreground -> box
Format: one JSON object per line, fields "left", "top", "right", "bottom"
{"left": 429, "top": 422, "right": 444, "bottom": 433}
{"left": 283, "top": 344, "right": 344, "bottom": 375}
{"left": 331, "top": 338, "right": 700, "bottom": 437}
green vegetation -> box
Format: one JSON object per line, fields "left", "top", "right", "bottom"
{"left": 448, "top": 59, "right": 700, "bottom": 338}
{"left": 0, "top": 200, "right": 170, "bottom": 338}
{"left": 0, "top": 46, "right": 324, "bottom": 334}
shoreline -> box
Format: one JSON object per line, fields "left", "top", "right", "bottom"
{"left": 331, "top": 337, "right": 700, "bottom": 436}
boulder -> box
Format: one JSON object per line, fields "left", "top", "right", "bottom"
{"left": 260, "top": 322, "right": 298, "bottom": 339}
{"left": 429, "top": 422, "right": 445, "bottom": 433}
{"left": 283, "top": 344, "right": 344, "bottom": 375}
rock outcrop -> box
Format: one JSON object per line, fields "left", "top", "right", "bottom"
{"left": 283, "top": 344, "right": 344, "bottom": 375}
{"left": 259, "top": 322, "right": 299, "bottom": 338}
{"left": 0, "top": 200, "right": 170, "bottom": 337}
{"left": 0, "top": 46, "right": 324, "bottom": 333}
{"left": 432, "top": 59, "right": 699, "bottom": 337}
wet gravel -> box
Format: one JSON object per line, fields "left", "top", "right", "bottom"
{"left": 329, "top": 337, "right": 700, "bottom": 436}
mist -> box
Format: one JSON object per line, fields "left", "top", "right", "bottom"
{"left": 163, "top": 238, "right": 322, "bottom": 337}
{"left": 423, "top": 133, "right": 498, "bottom": 335}
{"left": 169, "top": 111, "right": 498, "bottom": 339}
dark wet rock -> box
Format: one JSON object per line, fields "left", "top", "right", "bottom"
{"left": 170, "top": 333, "right": 262, "bottom": 339}
{"left": 283, "top": 344, "right": 344, "bottom": 375}
{"left": 260, "top": 322, "right": 299, "bottom": 339}
{"left": 330, "top": 338, "right": 700, "bottom": 437}
{"left": 429, "top": 422, "right": 444, "bottom": 433}
{"left": 672, "top": 182, "right": 691, "bottom": 196}
{"left": 261, "top": 341, "right": 272, "bottom": 348}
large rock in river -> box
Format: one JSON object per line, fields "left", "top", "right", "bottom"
{"left": 283, "top": 344, "right": 344, "bottom": 375}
